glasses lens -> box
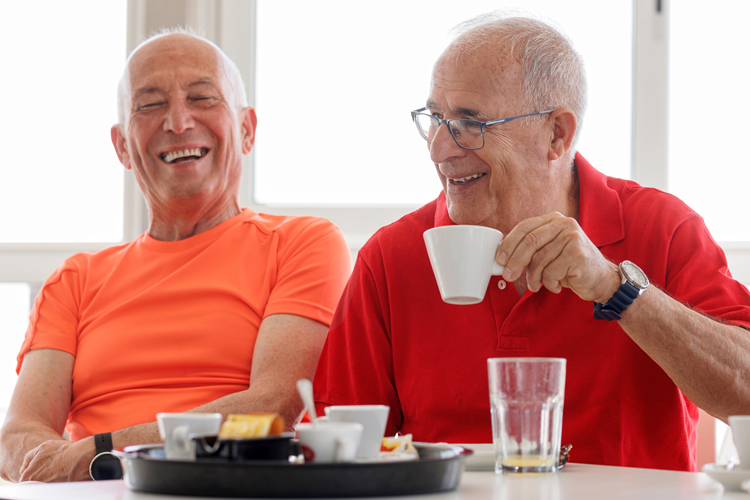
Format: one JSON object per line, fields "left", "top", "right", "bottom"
{"left": 449, "top": 119, "right": 483, "bottom": 149}
{"left": 415, "top": 113, "right": 438, "bottom": 141}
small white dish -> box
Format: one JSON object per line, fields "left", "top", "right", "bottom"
{"left": 355, "top": 451, "right": 419, "bottom": 463}
{"left": 452, "top": 443, "right": 495, "bottom": 471}
{"left": 702, "top": 462, "right": 750, "bottom": 492}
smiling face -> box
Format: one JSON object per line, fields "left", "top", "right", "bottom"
{"left": 426, "top": 45, "right": 559, "bottom": 233}
{"left": 111, "top": 34, "right": 256, "bottom": 221}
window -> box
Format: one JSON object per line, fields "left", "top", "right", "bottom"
{"left": 0, "top": 285, "right": 29, "bottom": 418}
{"left": 254, "top": 0, "right": 633, "bottom": 206}
{"left": 0, "top": 1, "right": 127, "bottom": 243}
{"left": 669, "top": 0, "right": 750, "bottom": 242}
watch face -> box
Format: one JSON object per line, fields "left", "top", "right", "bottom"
{"left": 621, "top": 261, "right": 649, "bottom": 289}
{"left": 90, "top": 452, "right": 123, "bottom": 480}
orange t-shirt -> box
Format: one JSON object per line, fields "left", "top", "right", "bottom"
{"left": 17, "top": 209, "right": 351, "bottom": 441}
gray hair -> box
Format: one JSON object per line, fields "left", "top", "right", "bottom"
{"left": 448, "top": 12, "right": 587, "bottom": 149}
{"left": 116, "top": 27, "right": 248, "bottom": 127}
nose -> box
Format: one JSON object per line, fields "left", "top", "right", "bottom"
{"left": 163, "top": 100, "right": 195, "bottom": 134}
{"left": 429, "top": 122, "right": 466, "bottom": 164}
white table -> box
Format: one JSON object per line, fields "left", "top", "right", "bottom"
{"left": 0, "top": 464, "right": 737, "bottom": 500}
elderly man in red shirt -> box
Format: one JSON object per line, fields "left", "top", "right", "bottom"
{"left": 314, "top": 13, "right": 750, "bottom": 471}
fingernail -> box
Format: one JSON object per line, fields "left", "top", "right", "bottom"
{"left": 503, "top": 268, "right": 513, "bottom": 281}
{"left": 497, "top": 252, "right": 507, "bottom": 265}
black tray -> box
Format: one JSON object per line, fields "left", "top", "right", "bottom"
{"left": 116, "top": 442, "right": 471, "bottom": 498}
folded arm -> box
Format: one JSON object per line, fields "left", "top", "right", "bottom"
{"left": 0, "top": 313, "right": 327, "bottom": 482}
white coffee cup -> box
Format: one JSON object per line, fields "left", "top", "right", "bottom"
{"left": 729, "top": 415, "right": 750, "bottom": 468}
{"left": 157, "top": 412, "right": 223, "bottom": 461}
{"left": 327, "top": 405, "right": 389, "bottom": 459}
{"left": 297, "top": 421, "right": 363, "bottom": 463}
{"left": 424, "top": 225, "right": 505, "bottom": 305}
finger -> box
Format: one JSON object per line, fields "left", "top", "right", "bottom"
{"left": 540, "top": 266, "right": 566, "bottom": 294}
{"left": 502, "top": 216, "right": 568, "bottom": 281}
{"left": 497, "top": 213, "right": 558, "bottom": 266}
{"left": 20, "top": 447, "right": 37, "bottom": 474}
{"left": 525, "top": 235, "right": 567, "bottom": 292}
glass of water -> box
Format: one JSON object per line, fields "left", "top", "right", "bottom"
{"left": 488, "top": 357, "right": 566, "bottom": 474}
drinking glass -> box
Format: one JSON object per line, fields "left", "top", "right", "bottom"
{"left": 488, "top": 357, "right": 566, "bottom": 474}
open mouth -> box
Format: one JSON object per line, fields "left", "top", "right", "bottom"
{"left": 160, "top": 148, "right": 210, "bottom": 164}
{"left": 449, "top": 172, "right": 486, "bottom": 185}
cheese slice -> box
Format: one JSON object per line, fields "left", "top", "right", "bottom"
{"left": 219, "top": 413, "right": 285, "bottom": 439}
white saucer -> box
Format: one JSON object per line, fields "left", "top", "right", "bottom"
{"left": 452, "top": 443, "right": 495, "bottom": 471}
{"left": 702, "top": 463, "right": 750, "bottom": 492}
{"left": 355, "top": 451, "right": 419, "bottom": 463}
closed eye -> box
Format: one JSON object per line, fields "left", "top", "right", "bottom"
{"left": 189, "top": 96, "right": 218, "bottom": 109}
{"left": 136, "top": 102, "right": 165, "bottom": 111}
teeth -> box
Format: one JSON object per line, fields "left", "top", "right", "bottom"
{"left": 164, "top": 148, "right": 204, "bottom": 163}
{"left": 451, "top": 173, "right": 484, "bottom": 184}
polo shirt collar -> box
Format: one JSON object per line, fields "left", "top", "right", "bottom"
{"left": 432, "top": 152, "right": 625, "bottom": 248}
{"left": 575, "top": 152, "right": 625, "bottom": 248}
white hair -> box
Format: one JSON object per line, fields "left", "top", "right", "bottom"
{"left": 116, "top": 27, "right": 248, "bottom": 127}
{"left": 448, "top": 11, "right": 588, "bottom": 149}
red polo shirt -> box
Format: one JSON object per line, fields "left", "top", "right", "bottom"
{"left": 314, "top": 153, "right": 750, "bottom": 471}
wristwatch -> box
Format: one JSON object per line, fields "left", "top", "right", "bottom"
{"left": 89, "top": 432, "right": 123, "bottom": 481}
{"left": 593, "top": 260, "right": 650, "bottom": 321}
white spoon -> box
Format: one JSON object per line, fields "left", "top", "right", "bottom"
{"left": 296, "top": 378, "right": 318, "bottom": 423}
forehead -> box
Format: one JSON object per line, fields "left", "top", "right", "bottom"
{"left": 127, "top": 35, "right": 226, "bottom": 95}
{"left": 429, "top": 45, "right": 522, "bottom": 117}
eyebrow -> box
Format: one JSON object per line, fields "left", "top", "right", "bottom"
{"left": 132, "top": 78, "right": 219, "bottom": 100}
{"left": 132, "top": 87, "right": 161, "bottom": 100}
{"left": 188, "top": 78, "right": 217, "bottom": 88}
{"left": 425, "top": 100, "right": 484, "bottom": 119}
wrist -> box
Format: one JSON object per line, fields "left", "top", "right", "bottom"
{"left": 89, "top": 432, "right": 123, "bottom": 481}
{"left": 593, "top": 261, "right": 650, "bottom": 322}
{"left": 594, "top": 263, "right": 622, "bottom": 304}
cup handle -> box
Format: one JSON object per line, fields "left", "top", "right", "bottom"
{"left": 491, "top": 260, "right": 505, "bottom": 276}
{"left": 173, "top": 425, "right": 190, "bottom": 449}
{"left": 334, "top": 435, "right": 357, "bottom": 463}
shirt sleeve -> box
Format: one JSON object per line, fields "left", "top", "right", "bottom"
{"left": 16, "top": 259, "right": 82, "bottom": 373}
{"left": 664, "top": 214, "right": 750, "bottom": 327}
{"left": 263, "top": 217, "right": 352, "bottom": 327}
{"left": 313, "top": 243, "right": 404, "bottom": 436}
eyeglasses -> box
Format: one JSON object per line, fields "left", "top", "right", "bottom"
{"left": 410, "top": 107, "right": 556, "bottom": 150}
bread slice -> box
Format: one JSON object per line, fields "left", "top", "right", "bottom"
{"left": 219, "top": 413, "right": 285, "bottom": 439}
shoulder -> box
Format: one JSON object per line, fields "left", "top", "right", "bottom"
{"left": 607, "top": 177, "right": 702, "bottom": 231}
{"left": 242, "top": 211, "right": 346, "bottom": 248}
{"left": 51, "top": 240, "right": 137, "bottom": 279}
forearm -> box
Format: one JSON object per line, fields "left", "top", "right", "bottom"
{"left": 111, "top": 385, "right": 304, "bottom": 450}
{"left": 189, "top": 383, "right": 304, "bottom": 432}
{"left": 619, "top": 285, "right": 750, "bottom": 421}
{"left": 0, "top": 419, "right": 66, "bottom": 482}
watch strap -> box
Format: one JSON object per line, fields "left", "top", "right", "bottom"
{"left": 94, "top": 432, "right": 114, "bottom": 455}
{"left": 593, "top": 281, "right": 640, "bottom": 321}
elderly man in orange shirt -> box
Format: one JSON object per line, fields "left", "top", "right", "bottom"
{"left": 0, "top": 31, "right": 351, "bottom": 482}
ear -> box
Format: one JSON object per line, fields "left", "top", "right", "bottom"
{"left": 240, "top": 107, "right": 258, "bottom": 155}
{"left": 111, "top": 124, "right": 131, "bottom": 170}
{"left": 547, "top": 109, "right": 577, "bottom": 162}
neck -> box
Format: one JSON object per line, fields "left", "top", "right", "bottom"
{"left": 147, "top": 199, "right": 241, "bottom": 242}
{"left": 492, "top": 158, "right": 579, "bottom": 236}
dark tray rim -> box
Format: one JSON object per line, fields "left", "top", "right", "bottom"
{"left": 117, "top": 442, "right": 473, "bottom": 498}
{"left": 115, "top": 441, "right": 473, "bottom": 466}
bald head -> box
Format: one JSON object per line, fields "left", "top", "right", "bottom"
{"left": 117, "top": 31, "right": 247, "bottom": 128}
{"left": 441, "top": 13, "right": 587, "bottom": 148}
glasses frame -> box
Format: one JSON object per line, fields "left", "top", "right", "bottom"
{"left": 410, "top": 107, "right": 557, "bottom": 150}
